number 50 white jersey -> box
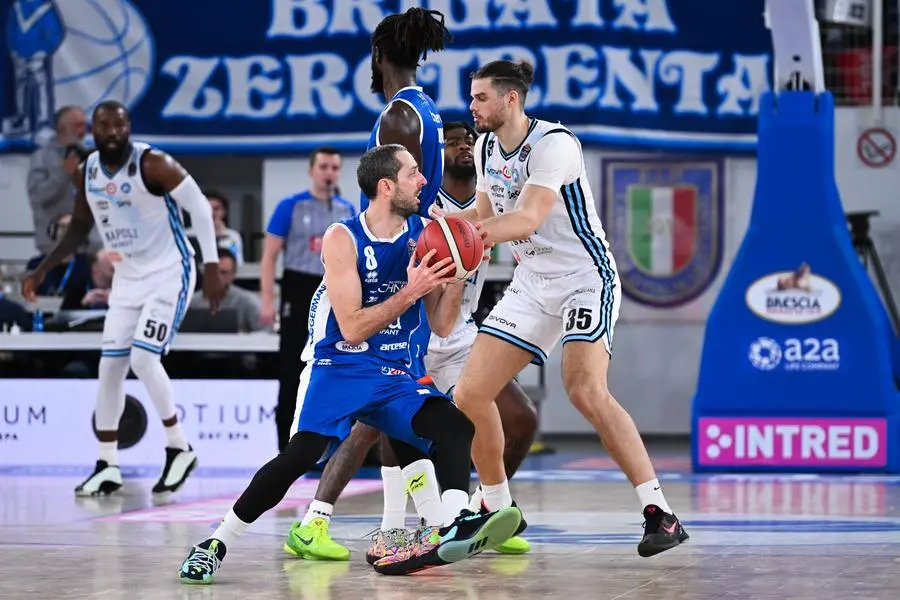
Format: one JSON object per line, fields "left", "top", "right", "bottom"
{"left": 83, "top": 142, "right": 195, "bottom": 280}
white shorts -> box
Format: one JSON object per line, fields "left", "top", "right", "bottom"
{"left": 424, "top": 320, "right": 477, "bottom": 393}
{"left": 101, "top": 261, "right": 197, "bottom": 358}
{"left": 479, "top": 267, "right": 621, "bottom": 365}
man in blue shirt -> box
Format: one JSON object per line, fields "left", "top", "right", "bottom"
{"left": 260, "top": 146, "right": 356, "bottom": 451}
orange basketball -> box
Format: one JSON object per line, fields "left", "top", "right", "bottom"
{"left": 415, "top": 216, "right": 484, "bottom": 280}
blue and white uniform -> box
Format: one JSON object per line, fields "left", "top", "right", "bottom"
{"left": 83, "top": 142, "right": 196, "bottom": 357}
{"left": 360, "top": 85, "right": 445, "bottom": 379}
{"left": 293, "top": 212, "right": 446, "bottom": 451}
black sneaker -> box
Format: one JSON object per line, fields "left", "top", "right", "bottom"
{"left": 180, "top": 538, "right": 227, "bottom": 585}
{"left": 480, "top": 497, "right": 528, "bottom": 536}
{"left": 638, "top": 504, "right": 689, "bottom": 557}
{"left": 153, "top": 446, "right": 198, "bottom": 494}
{"left": 372, "top": 506, "right": 522, "bottom": 575}
{"left": 74, "top": 460, "right": 122, "bottom": 497}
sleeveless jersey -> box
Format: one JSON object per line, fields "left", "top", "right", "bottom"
{"left": 431, "top": 187, "right": 486, "bottom": 338}
{"left": 360, "top": 86, "right": 445, "bottom": 217}
{"left": 83, "top": 142, "right": 194, "bottom": 280}
{"left": 475, "top": 119, "right": 617, "bottom": 281}
{"left": 300, "top": 213, "right": 428, "bottom": 372}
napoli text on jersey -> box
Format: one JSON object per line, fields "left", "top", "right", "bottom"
{"left": 475, "top": 119, "right": 618, "bottom": 281}
{"left": 83, "top": 142, "right": 194, "bottom": 280}
{"left": 360, "top": 86, "right": 445, "bottom": 217}
{"left": 300, "top": 213, "right": 428, "bottom": 371}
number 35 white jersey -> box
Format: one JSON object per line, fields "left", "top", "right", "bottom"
{"left": 474, "top": 118, "right": 618, "bottom": 283}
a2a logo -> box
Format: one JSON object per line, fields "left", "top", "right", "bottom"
{"left": 748, "top": 337, "right": 841, "bottom": 372}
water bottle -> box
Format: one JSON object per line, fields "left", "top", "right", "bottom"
{"left": 32, "top": 309, "right": 44, "bottom": 333}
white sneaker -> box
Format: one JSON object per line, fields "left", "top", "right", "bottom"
{"left": 152, "top": 446, "right": 197, "bottom": 494}
{"left": 75, "top": 460, "right": 123, "bottom": 496}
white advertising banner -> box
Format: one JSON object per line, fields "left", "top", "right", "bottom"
{"left": 0, "top": 379, "right": 280, "bottom": 468}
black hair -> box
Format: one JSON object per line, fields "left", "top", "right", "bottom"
{"left": 357, "top": 144, "right": 406, "bottom": 200}
{"left": 92, "top": 99, "right": 129, "bottom": 121}
{"left": 472, "top": 59, "right": 536, "bottom": 102}
{"left": 309, "top": 146, "right": 341, "bottom": 167}
{"left": 442, "top": 121, "right": 477, "bottom": 141}
{"left": 372, "top": 8, "right": 452, "bottom": 68}
{"left": 217, "top": 247, "right": 237, "bottom": 264}
{"left": 204, "top": 189, "right": 230, "bottom": 224}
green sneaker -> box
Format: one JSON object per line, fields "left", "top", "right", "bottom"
{"left": 284, "top": 518, "right": 350, "bottom": 561}
{"left": 495, "top": 535, "right": 530, "bottom": 554}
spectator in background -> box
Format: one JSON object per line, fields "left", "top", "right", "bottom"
{"left": 27, "top": 106, "right": 94, "bottom": 254}
{"left": 25, "top": 213, "right": 92, "bottom": 298}
{"left": 190, "top": 248, "right": 262, "bottom": 332}
{"left": 205, "top": 189, "right": 245, "bottom": 265}
{"left": 261, "top": 146, "right": 356, "bottom": 451}
{"left": 62, "top": 249, "right": 114, "bottom": 310}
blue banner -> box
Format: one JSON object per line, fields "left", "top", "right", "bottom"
{"left": 1, "top": 0, "right": 772, "bottom": 154}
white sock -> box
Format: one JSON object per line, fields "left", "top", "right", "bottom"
{"left": 402, "top": 459, "right": 442, "bottom": 526}
{"left": 164, "top": 421, "right": 190, "bottom": 451}
{"left": 481, "top": 480, "right": 512, "bottom": 511}
{"left": 301, "top": 500, "right": 333, "bottom": 526}
{"left": 380, "top": 466, "right": 407, "bottom": 530}
{"left": 467, "top": 484, "right": 484, "bottom": 512}
{"left": 94, "top": 356, "right": 129, "bottom": 432}
{"left": 635, "top": 479, "right": 672, "bottom": 513}
{"left": 210, "top": 509, "right": 251, "bottom": 548}
{"left": 99, "top": 441, "right": 118, "bottom": 466}
{"left": 441, "top": 489, "right": 470, "bottom": 524}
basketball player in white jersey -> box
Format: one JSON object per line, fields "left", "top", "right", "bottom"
{"left": 22, "top": 100, "right": 226, "bottom": 497}
{"left": 452, "top": 60, "right": 689, "bottom": 557}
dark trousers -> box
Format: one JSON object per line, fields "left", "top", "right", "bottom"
{"left": 275, "top": 270, "right": 323, "bottom": 452}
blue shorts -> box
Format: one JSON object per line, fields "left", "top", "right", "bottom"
{"left": 293, "top": 362, "right": 449, "bottom": 454}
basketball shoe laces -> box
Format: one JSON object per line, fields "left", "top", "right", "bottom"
{"left": 183, "top": 545, "right": 220, "bottom": 576}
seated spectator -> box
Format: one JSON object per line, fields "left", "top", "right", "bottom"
{"left": 62, "top": 249, "right": 115, "bottom": 310}
{"left": 189, "top": 248, "right": 262, "bottom": 332}
{"left": 25, "top": 213, "right": 91, "bottom": 297}
{"left": 206, "top": 190, "right": 244, "bottom": 265}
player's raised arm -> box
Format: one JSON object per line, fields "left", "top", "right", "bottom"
{"left": 322, "top": 224, "right": 455, "bottom": 345}
{"left": 21, "top": 162, "right": 95, "bottom": 301}
{"left": 141, "top": 150, "right": 226, "bottom": 310}
{"left": 479, "top": 133, "right": 579, "bottom": 243}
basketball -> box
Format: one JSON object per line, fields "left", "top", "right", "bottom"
{"left": 415, "top": 216, "right": 484, "bottom": 280}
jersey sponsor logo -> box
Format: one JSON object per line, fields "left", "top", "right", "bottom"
{"left": 121, "top": 182, "right": 132, "bottom": 194}
{"left": 335, "top": 341, "right": 369, "bottom": 353}
{"left": 603, "top": 158, "right": 723, "bottom": 307}
{"left": 380, "top": 342, "right": 408, "bottom": 351}
{"left": 519, "top": 143, "right": 532, "bottom": 162}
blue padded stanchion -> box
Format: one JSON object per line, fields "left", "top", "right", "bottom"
{"left": 691, "top": 91, "right": 900, "bottom": 473}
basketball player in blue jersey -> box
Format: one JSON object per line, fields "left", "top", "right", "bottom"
{"left": 285, "top": 122, "right": 537, "bottom": 562}
{"left": 22, "top": 100, "right": 226, "bottom": 497}
{"left": 179, "top": 145, "right": 522, "bottom": 583}
{"left": 281, "top": 8, "right": 453, "bottom": 561}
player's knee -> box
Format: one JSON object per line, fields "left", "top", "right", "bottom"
{"left": 129, "top": 346, "right": 161, "bottom": 377}
{"left": 415, "top": 400, "right": 474, "bottom": 445}
{"left": 98, "top": 355, "right": 130, "bottom": 380}
{"left": 567, "top": 381, "right": 616, "bottom": 417}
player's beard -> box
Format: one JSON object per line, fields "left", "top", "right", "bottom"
{"left": 96, "top": 139, "right": 130, "bottom": 168}
{"left": 447, "top": 160, "right": 475, "bottom": 180}
{"left": 390, "top": 189, "right": 419, "bottom": 218}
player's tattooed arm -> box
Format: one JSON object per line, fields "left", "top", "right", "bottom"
{"left": 33, "top": 163, "right": 95, "bottom": 274}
